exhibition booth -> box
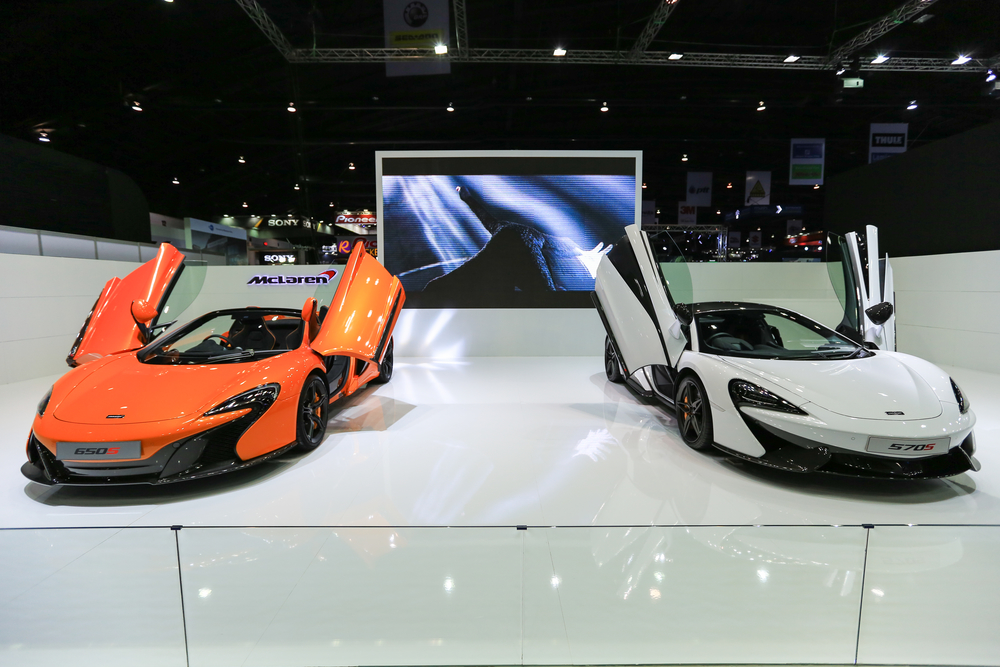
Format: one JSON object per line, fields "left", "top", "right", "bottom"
{"left": 1, "top": 151, "right": 999, "bottom": 667}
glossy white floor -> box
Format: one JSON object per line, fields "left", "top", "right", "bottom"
{"left": 1, "top": 357, "right": 999, "bottom": 666}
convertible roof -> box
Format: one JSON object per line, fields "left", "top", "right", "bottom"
{"left": 691, "top": 301, "right": 785, "bottom": 315}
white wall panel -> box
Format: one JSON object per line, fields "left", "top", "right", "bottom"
{"left": 39, "top": 234, "right": 96, "bottom": 259}
{"left": 0, "top": 228, "right": 41, "bottom": 256}
{"left": 96, "top": 240, "right": 142, "bottom": 262}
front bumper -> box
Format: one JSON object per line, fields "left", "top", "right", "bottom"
{"left": 22, "top": 410, "right": 292, "bottom": 486}
{"left": 724, "top": 404, "right": 979, "bottom": 479}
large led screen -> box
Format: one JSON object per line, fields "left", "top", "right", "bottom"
{"left": 377, "top": 152, "right": 641, "bottom": 308}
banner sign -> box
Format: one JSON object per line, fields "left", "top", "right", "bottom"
{"left": 748, "top": 230, "right": 762, "bottom": 248}
{"left": 247, "top": 269, "right": 338, "bottom": 286}
{"left": 869, "top": 123, "right": 908, "bottom": 163}
{"left": 383, "top": 0, "right": 450, "bottom": 77}
{"left": 745, "top": 171, "right": 771, "bottom": 205}
{"left": 685, "top": 172, "right": 712, "bottom": 206}
{"left": 789, "top": 138, "right": 825, "bottom": 185}
{"left": 335, "top": 212, "right": 376, "bottom": 225}
{"left": 727, "top": 231, "right": 741, "bottom": 248}
{"left": 678, "top": 203, "right": 697, "bottom": 225}
{"left": 335, "top": 237, "right": 378, "bottom": 257}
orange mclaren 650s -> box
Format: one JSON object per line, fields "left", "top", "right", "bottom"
{"left": 23, "top": 241, "right": 404, "bottom": 486}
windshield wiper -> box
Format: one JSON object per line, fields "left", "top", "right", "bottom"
{"left": 203, "top": 349, "right": 256, "bottom": 362}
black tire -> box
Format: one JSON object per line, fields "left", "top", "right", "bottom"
{"left": 675, "top": 375, "right": 714, "bottom": 450}
{"left": 604, "top": 336, "right": 623, "bottom": 383}
{"left": 296, "top": 374, "right": 329, "bottom": 451}
{"left": 371, "top": 337, "right": 394, "bottom": 384}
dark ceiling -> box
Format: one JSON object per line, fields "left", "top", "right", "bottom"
{"left": 2, "top": 0, "right": 998, "bottom": 226}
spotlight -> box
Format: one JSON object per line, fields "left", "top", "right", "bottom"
{"left": 446, "top": 102, "right": 455, "bottom": 112}
{"left": 642, "top": 182, "right": 647, "bottom": 189}
{"left": 553, "top": 48, "right": 566, "bottom": 57}
{"left": 813, "top": 184, "right": 820, "bottom": 189}
{"left": 37, "top": 132, "right": 50, "bottom": 143}
{"left": 951, "top": 55, "right": 971, "bottom": 65}
{"left": 348, "top": 162, "right": 356, "bottom": 170}
{"left": 172, "top": 177, "right": 180, "bottom": 185}
{"left": 600, "top": 102, "right": 609, "bottom": 112}
{"left": 716, "top": 210, "right": 721, "bottom": 214}
{"left": 907, "top": 100, "right": 918, "bottom": 110}
{"left": 871, "top": 54, "right": 890, "bottom": 64}
{"left": 434, "top": 44, "right": 448, "bottom": 55}
{"left": 756, "top": 101, "right": 766, "bottom": 111}
{"left": 681, "top": 154, "right": 688, "bottom": 162}
{"left": 836, "top": 67, "right": 847, "bottom": 76}
{"left": 287, "top": 103, "right": 296, "bottom": 112}
{"left": 727, "top": 182, "right": 732, "bottom": 189}
{"left": 242, "top": 202, "right": 249, "bottom": 208}
{"left": 238, "top": 156, "right": 246, "bottom": 163}
{"left": 783, "top": 55, "right": 800, "bottom": 63}
{"left": 330, "top": 202, "right": 335, "bottom": 207}
{"left": 987, "top": 70, "right": 997, "bottom": 83}
{"left": 294, "top": 183, "right": 300, "bottom": 190}
{"left": 131, "top": 101, "right": 142, "bottom": 111}
{"left": 668, "top": 53, "right": 683, "bottom": 60}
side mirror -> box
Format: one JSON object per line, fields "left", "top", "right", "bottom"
{"left": 131, "top": 300, "right": 157, "bottom": 325}
{"left": 863, "top": 341, "right": 880, "bottom": 350}
{"left": 674, "top": 302, "right": 693, "bottom": 326}
{"left": 865, "top": 301, "right": 894, "bottom": 326}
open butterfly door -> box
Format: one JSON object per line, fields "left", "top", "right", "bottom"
{"left": 593, "top": 224, "right": 686, "bottom": 377}
{"left": 67, "top": 243, "right": 190, "bottom": 366}
{"left": 843, "top": 225, "right": 896, "bottom": 351}
{"left": 310, "top": 241, "right": 405, "bottom": 365}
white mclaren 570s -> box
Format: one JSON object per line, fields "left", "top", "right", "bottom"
{"left": 593, "top": 224, "right": 979, "bottom": 479}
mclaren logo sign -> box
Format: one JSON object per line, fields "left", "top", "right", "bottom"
{"left": 247, "top": 269, "right": 338, "bottom": 286}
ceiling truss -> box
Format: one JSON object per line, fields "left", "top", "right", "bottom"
{"left": 825, "top": 0, "right": 940, "bottom": 66}
{"left": 629, "top": 0, "right": 683, "bottom": 59}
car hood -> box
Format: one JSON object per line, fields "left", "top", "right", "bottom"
{"left": 720, "top": 354, "right": 943, "bottom": 420}
{"left": 53, "top": 354, "right": 251, "bottom": 425}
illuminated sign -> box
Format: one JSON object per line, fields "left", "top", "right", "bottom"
{"left": 262, "top": 253, "right": 297, "bottom": 264}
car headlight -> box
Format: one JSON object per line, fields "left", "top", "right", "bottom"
{"left": 204, "top": 383, "right": 280, "bottom": 417}
{"left": 729, "top": 379, "right": 807, "bottom": 415}
{"left": 950, "top": 378, "right": 970, "bottom": 414}
{"left": 37, "top": 387, "right": 53, "bottom": 417}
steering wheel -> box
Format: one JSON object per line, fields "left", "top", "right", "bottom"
{"left": 203, "top": 335, "right": 235, "bottom": 349}
{"left": 706, "top": 332, "right": 754, "bottom": 351}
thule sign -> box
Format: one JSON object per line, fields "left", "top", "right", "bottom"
{"left": 247, "top": 269, "right": 338, "bottom": 286}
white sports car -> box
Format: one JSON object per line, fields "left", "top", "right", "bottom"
{"left": 593, "top": 224, "right": 979, "bottom": 479}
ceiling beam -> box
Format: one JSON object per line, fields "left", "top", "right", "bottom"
{"left": 452, "top": 0, "right": 469, "bottom": 58}
{"left": 629, "top": 0, "right": 682, "bottom": 60}
{"left": 234, "top": 0, "right": 294, "bottom": 60}
{"left": 825, "top": 0, "right": 940, "bottom": 67}
{"left": 288, "top": 48, "right": 977, "bottom": 72}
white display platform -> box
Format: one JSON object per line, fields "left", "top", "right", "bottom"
{"left": 1, "top": 358, "right": 999, "bottom": 666}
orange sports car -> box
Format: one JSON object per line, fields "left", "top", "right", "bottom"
{"left": 23, "top": 241, "right": 404, "bottom": 486}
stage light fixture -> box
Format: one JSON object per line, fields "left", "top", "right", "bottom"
{"left": 242, "top": 202, "right": 248, "bottom": 208}
{"left": 783, "top": 55, "right": 800, "bottom": 63}
{"left": 952, "top": 55, "right": 971, "bottom": 65}
{"left": 642, "top": 182, "right": 647, "bottom": 189}
{"left": 813, "top": 184, "right": 820, "bottom": 189}
{"left": 756, "top": 101, "right": 766, "bottom": 111}
{"left": 871, "top": 54, "right": 890, "bottom": 64}
{"left": 600, "top": 102, "right": 609, "bottom": 112}
{"left": 131, "top": 101, "right": 142, "bottom": 111}
{"left": 907, "top": 100, "right": 918, "bottom": 110}
{"left": 294, "top": 183, "right": 300, "bottom": 190}
{"left": 287, "top": 103, "right": 296, "bottom": 112}
{"left": 172, "top": 177, "right": 179, "bottom": 185}
{"left": 238, "top": 156, "right": 245, "bottom": 163}
{"left": 434, "top": 44, "right": 448, "bottom": 55}
{"left": 987, "top": 70, "right": 997, "bottom": 83}
{"left": 553, "top": 48, "right": 566, "bottom": 57}
{"left": 668, "top": 53, "right": 683, "bottom": 60}
{"left": 348, "top": 162, "right": 356, "bottom": 170}
{"left": 37, "top": 132, "right": 50, "bottom": 143}
{"left": 727, "top": 182, "right": 733, "bottom": 189}
{"left": 681, "top": 154, "right": 688, "bottom": 162}
{"left": 446, "top": 102, "right": 455, "bottom": 112}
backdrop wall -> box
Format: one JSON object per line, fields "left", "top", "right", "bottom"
{"left": 3, "top": 251, "right": 992, "bottom": 385}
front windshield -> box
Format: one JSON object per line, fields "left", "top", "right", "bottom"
{"left": 140, "top": 309, "right": 304, "bottom": 365}
{"left": 696, "top": 308, "right": 869, "bottom": 360}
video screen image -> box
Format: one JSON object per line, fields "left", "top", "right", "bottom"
{"left": 382, "top": 171, "right": 636, "bottom": 308}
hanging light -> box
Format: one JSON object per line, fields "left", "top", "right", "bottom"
{"left": 681, "top": 154, "right": 688, "bottom": 162}
{"left": 871, "top": 54, "right": 890, "bottom": 64}
{"left": 294, "top": 183, "right": 300, "bottom": 190}
{"left": 329, "top": 202, "right": 335, "bottom": 207}
{"left": 242, "top": 202, "right": 249, "bottom": 208}
{"left": 907, "top": 100, "right": 918, "bottom": 110}
{"left": 668, "top": 53, "right": 683, "bottom": 60}
{"left": 727, "top": 182, "right": 733, "bottom": 189}
{"left": 600, "top": 101, "right": 609, "bottom": 112}
{"left": 756, "top": 101, "right": 766, "bottom": 111}
{"left": 642, "top": 182, "right": 647, "bottom": 189}
{"left": 951, "top": 55, "right": 972, "bottom": 65}
{"left": 434, "top": 44, "right": 448, "bottom": 55}
{"left": 987, "top": 70, "right": 997, "bottom": 83}
{"left": 238, "top": 156, "right": 246, "bottom": 163}
{"left": 287, "top": 102, "right": 297, "bottom": 112}
{"left": 171, "top": 177, "right": 180, "bottom": 185}
{"left": 553, "top": 47, "right": 566, "bottom": 57}
{"left": 783, "top": 55, "right": 800, "bottom": 63}
{"left": 131, "top": 101, "right": 143, "bottom": 111}
{"left": 446, "top": 102, "right": 455, "bottom": 112}
{"left": 813, "top": 184, "right": 820, "bottom": 189}
{"left": 37, "top": 132, "right": 50, "bottom": 143}
{"left": 348, "top": 162, "right": 356, "bottom": 170}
